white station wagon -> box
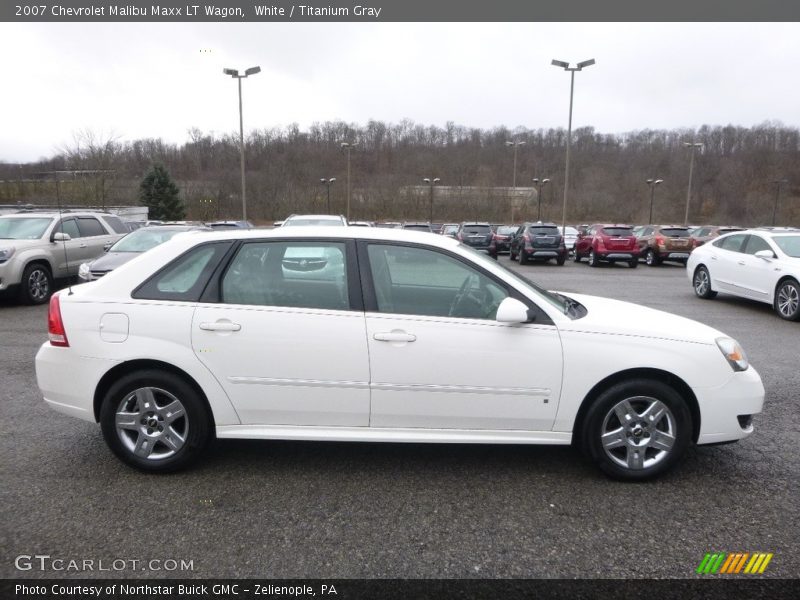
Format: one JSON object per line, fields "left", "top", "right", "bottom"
{"left": 36, "top": 228, "right": 764, "bottom": 480}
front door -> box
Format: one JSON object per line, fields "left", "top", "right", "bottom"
{"left": 361, "top": 242, "right": 563, "bottom": 431}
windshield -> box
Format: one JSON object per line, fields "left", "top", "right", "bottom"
{"left": 461, "top": 244, "right": 574, "bottom": 316}
{"left": 602, "top": 227, "right": 633, "bottom": 236}
{"left": 463, "top": 225, "right": 491, "bottom": 234}
{"left": 660, "top": 228, "right": 691, "bottom": 237}
{"left": 283, "top": 218, "right": 343, "bottom": 227}
{"left": 110, "top": 228, "right": 188, "bottom": 252}
{"left": 773, "top": 235, "right": 800, "bottom": 258}
{"left": 0, "top": 217, "right": 52, "bottom": 240}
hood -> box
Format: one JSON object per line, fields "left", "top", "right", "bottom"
{"left": 558, "top": 292, "right": 723, "bottom": 345}
{"left": 86, "top": 252, "right": 138, "bottom": 272}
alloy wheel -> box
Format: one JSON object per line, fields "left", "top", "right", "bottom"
{"left": 600, "top": 396, "right": 676, "bottom": 471}
{"left": 776, "top": 281, "right": 799, "bottom": 319}
{"left": 114, "top": 387, "right": 188, "bottom": 460}
{"left": 28, "top": 268, "right": 50, "bottom": 302}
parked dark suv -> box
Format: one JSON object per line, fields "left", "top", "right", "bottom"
{"left": 637, "top": 225, "right": 696, "bottom": 265}
{"left": 574, "top": 224, "right": 640, "bottom": 268}
{"left": 509, "top": 222, "right": 568, "bottom": 266}
{"left": 455, "top": 222, "right": 493, "bottom": 252}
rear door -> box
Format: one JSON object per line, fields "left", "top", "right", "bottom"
{"left": 191, "top": 239, "right": 371, "bottom": 426}
{"left": 710, "top": 233, "right": 748, "bottom": 293}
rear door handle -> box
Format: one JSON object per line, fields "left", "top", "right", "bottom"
{"left": 79, "top": 243, "right": 88, "bottom": 248}
{"left": 199, "top": 321, "right": 242, "bottom": 332}
{"left": 373, "top": 331, "right": 416, "bottom": 343}
{"left": 738, "top": 261, "right": 746, "bottom": 266}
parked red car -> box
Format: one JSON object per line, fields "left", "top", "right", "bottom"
{"left": 574, "top": 224, "right": 640, "bottom": 268}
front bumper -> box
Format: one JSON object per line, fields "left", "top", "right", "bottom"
{"left": 695, "top": 366, "right": 765, "bottom": 445}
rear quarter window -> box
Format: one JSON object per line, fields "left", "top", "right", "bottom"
{"left": 133, "top": 242, "right": 233, "bottom": 302}
{"left": 102, "top": 215, "right": 130, "bottom": 234}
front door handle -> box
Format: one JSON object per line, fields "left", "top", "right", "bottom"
{"left": 199, "top": 321, "right": 242, "bottom": 332}
{"left": 373, "top": 331, "right": 416, "bottom": 343}
{"left": 738, "top": 261, "right": 746, "bottom": 266}
{"left": 79, "top": 243, "right": 88, "bottom": 248}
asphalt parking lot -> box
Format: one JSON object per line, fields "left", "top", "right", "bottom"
{"left": 1, "top": 258, "right": 797, "bottom": 579}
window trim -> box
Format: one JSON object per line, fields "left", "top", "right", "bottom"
{"left": 356, "top": 239, "right": 553, "bottom": 325}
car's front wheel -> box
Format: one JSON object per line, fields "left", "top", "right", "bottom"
{"left": 19, "top": 263, "right": 53, "bottom": 305}
{"left": 581, "top": 379, "right": 692, "bottom": 481}
{"left": 774, "top": 278, "right": 800, "bottom": 321}
{"left": 100, "top": 369, "right": 212, "bottom": 472}
{"left": 693, "top": 265, "right": 717, "bottom": 299}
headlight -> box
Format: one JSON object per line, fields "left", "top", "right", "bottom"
{"left": 0, "top": 246, "right": 15, "bottom": 263}
{"left": 78, "top": 262, "right": 92, "bottom": 281}
{"left": 716, "top": 337, "right": 749, "bottom": 372}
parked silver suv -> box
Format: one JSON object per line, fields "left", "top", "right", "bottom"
{"left": 0, "top": 210, "right": 128, "bottom": 304}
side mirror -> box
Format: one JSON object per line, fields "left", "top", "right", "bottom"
{"left": 496, "top": 297, "right": 533, "bottom": 324}
{"left": 52, "top": 232, "right": 71, "bottom": 242}
{"left": 103, "top": 242, "right": 113, "bottom": 252}
{"left": 754, "top": 249, "right": 775, "bottom": 260}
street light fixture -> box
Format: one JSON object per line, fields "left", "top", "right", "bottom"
{"left": 340, "top": 142, "right": 358, "bottom": 220}
{"left": 551, "top": 58, "right": 595, "bottom": 236}
{"left": 683, "top": 142, "right": 703, "bottom": 226}
{"left": 223, "top": 65, "right": 261, "bottom": 221}
{"left": 645, "top": 178, "right": 664, "bottom": 224}
{"left": 320, "top": 177, "right": 336, "bottom": 214}
{"left": 532, "top": 177, "right": 551, "bottom": 221}
{"left": 423, "top": 177, "right": 441, "bottom": 223}
{"left": 772, "top": 179, "right": 789, "bottom": 226}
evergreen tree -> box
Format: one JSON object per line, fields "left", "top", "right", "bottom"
{"left": 139, "top": 163, "right": 184, "bottom": 220}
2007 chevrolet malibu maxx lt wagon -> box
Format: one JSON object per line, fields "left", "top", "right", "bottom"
{"left": 35, "top": 227, "right": 764, "bottom": 480}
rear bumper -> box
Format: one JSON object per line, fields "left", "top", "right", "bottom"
{"left": 35, "top": 342, "right": 120, "bottom": 423}
{"left": 598, "top": 251, "right": 638, "bottom": 260}
{"left": 523, "top": 248, "right": 568, "bottom": 259}
{"left": 695, "top": 366, "right": 765, "bottom": 445}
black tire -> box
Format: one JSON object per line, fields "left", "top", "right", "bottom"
{"left": 100, "top": 369, "right": 212, "bottom": 473}
{"left": 693, "top": 265, "right": 717, "bottom": 299}
{"left": 19, "top": 262, "right": 53, "bottom": 305}
{"left": 588, "top": 250, "right": 599, "bottom": 267}
{"left": 573, "top": 250, "right": 582, "bottom": 263}
{"left": 518, "top": 249, "right": 527, "bottom": 265}
{"left": 509, "top": 248, "right": 517, "bottom": 261}
{"left": 556, "top": 255, "right": 566, "bottom": 266}
{"left": 629, "top": 258, "right": 639, "bottom": 269}
{"left": 774, "top": 278, "right": 800, "bottom": 321}
{"left": 645, "top": 249, "right": 661, "bottom": 267}
{"left": 581, "top": 379, "right": 692, "bottom": 481}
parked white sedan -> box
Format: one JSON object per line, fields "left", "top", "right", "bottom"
{"left": 36, "top": 228, "right": 764, "bottom": 480}
{"left": 688, "top": 228, "right": 800, "bottom": 321}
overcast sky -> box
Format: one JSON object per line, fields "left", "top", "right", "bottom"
{"left": 1, "top": 22, "right": 798, "bottom": 163}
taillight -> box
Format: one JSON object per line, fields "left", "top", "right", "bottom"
{"left": 48, "top": 294, "right": 69, "bottom": 347}
{"left": 596, "top": 236, "right": 606, "bottom": 249}
{"left": 656, "top": 235, "right": 666, "bottom": 246}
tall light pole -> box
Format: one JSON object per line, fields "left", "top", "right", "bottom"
{"left": 223, "top": 66, "right": 261, "bottom": 221}
{"left": 551, "top": 58, "right": 595, "bottom": 237}
{"left": 320, "top": 177, "right": 336, "bottom": 214}
{"left": 646, "top": 178, "right": 664, "bottom": 224}
{"left": 340, "top": 142, "right": 358, "bottom": 220}
{"left": 772, "top": 179, "right": 788, "bottom": 226}
{"left": 532, "top": 177, "right": 550, "bottom": 221}
{"left": 423, "top": 177, "right": 441, "bottom": 223}
{"left": 505, "top": 141, "right": 526, "bottom": 189}
{"left": 683, "top": 142, "right": 703, "bottom": 226}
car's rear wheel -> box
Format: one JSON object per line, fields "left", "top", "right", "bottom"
{"left": 100, "top": 370, "right": 211, "bottom": 472}
{"left": 556, "top": 255, "right": 566, "bottom": 266}
{"left": 573, "top": 250, "right": 582, "bottom": 263}
{"left": 581, "top": 379, "right": 692, "bottom": 481}
{"left": 19, "top": 263, "right": 53, "bottom": 305}
{"left": 693, "top": 266, "right": 717, "bottom": 299}
{"left": 774, "top": 278, "right": 800, "bottom": 321}
{"left": 628, "top": 258, "right": 638, "bottom": 268}
{"left": 588, "top": 250, "right": 598, "bottom": 267}
{"left": 509, "top": 249, "right": 516, "bottom": 261}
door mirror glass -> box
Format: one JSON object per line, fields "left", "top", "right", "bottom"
{"left": 495, "top": 297, "right": 532, "bottom": 323}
